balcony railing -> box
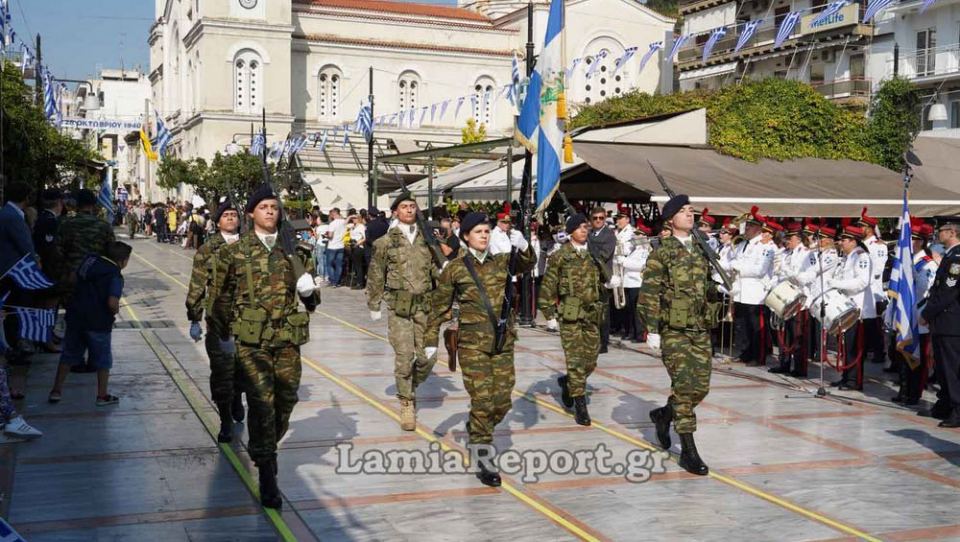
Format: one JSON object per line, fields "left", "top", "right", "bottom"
{"left": 811, "top": 77, "right": 872, "bottom": 98}
{"left": 887, "top": 44, "right": 960, "bottom": 81}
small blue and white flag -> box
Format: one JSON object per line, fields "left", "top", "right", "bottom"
{"left": 775, "top": 11, "right": 801, "bottom": 48}
{"left": 919, "top": 0, "right": 936, "bottom": 12}
{"left": 613, "top": 46, "right": 638, "bottom": 75}
{"left": 20, "top": 43, "right": 32, "bottom": 75}
{"left": 810, "top": 0, "right": 849, "bottom": 27}
{"left": 250, "top": 132, "right": 265, "bottom": 157}
{"left": 887, "top": 189, "right": 919, "bottom": 362}
{"left": 418, "top": 106, "right": 428, "bottom": 126}
{"left": 637, "top": 42, "right": 663, "bottom": 75}
{"left": 469, "top": 94, "right": 478, "bottom": 119}
{"left": 43, "top": 71, "right": 58, "bottom": 123}
{"left": 509, "top": 53, "right": 522, "bottom": 106}
{"left": 584, "top": 49, "right": 608, "bottom": 79}
{"left": 863, "top": 0, "right": 895, "bottom": 23}
{"left": 702, "top": 27, "right": 727, "bottom": 63}
{"left": 565, "top": 57, "right": 582, "bottom": 80}
{"left": 152, "top": 111, "right": 173, "bottom": 158}
{"left": 734, "top": 19, "right": 763, "bottom": 52}
{"left": 1, "top": 254, "right": 54, "bottom": 290}
{"left": 665, "top": 34, "right": 691, "bottom": 63}
{"left": 318, "top": 129, "right": 329, "bottom": 151}
{"left": 14, "top": 306, "right": 55, "bottom": 343}
{"left": 429, "top": 103, "right": 437, "bottom": 124}
{"left": 98, "top": 175, "right": 114, "bottom": 224}
{"left": 439, "top": 99, "right": 450, "bottom": 122}
{"left": 358, "top": 102, "right": 373, "bottom": 142}
{"left": 0, "top": 514, "right": 27, "bottom": 541}
{"left": 342, "top": 124, "right": 350, "bottom": 147}
{"left": 455, "top": 96, "right": 465, "bottom": 120}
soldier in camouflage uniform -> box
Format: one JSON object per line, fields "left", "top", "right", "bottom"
{"left": 366, "top": 193, "right": 441, "bottom": 431}
{"left": 637, "top": 195, "right": 720, "bottom": 476}
{"left": 211, "top": 184, "right": 318, "bottom": 509}
{"left": 185, "top": 200, "right": 245, "bottom": 443}
{"left": 537, "top": 213, "right": 607, "bottom": 426}
{"left": 427, "top": 212, "right": 534, "bottom": 487}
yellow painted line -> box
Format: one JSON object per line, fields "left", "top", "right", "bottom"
{"left": 315, "top": 310, "right": 883, "bottom": 542}
{"left": 121, "top": 299, "right": 298, "bottom": 542}
{"left": 132, "top": 252, "right": 189, "bottom": 289}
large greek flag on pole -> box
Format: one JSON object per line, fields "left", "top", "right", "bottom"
{"left": 888, "top": 189, "right": 920, "bottom": 362}
{"left": 535, "top": 0, "right": 565, "bottom": 209}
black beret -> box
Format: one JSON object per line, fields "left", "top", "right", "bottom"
{"left": 41, "top": 188, "right": 63, "bottom": 201}
{"left": 459, "top": 212, "right": 489, "bottom": 241}
{"left": 76, "top": 189, "right": 97, "bottom": 207}
{"left": 660, "top": 194, "right": 690, "bottom": 221}
{"left": 391, "top": 191, "right": 416, "bottom": 211}
{"left": 215, "top": 200, "right": 239, "bottom": 222}
{"left": 245, "top": 183, "right": 279, "bottom": 213}
{"left": 565, "top": 213, "right": 588, "bottom": 234}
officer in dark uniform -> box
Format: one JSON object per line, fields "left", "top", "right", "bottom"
{"left": 920, "top": 215, "right": 960, "bottom": 428}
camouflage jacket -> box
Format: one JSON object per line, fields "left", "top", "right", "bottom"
{"left": 57, "top": 211, "right": 115, "bottom": 280}
{"left": 537, "top": 243, "right": 605, "bottom": 322}
{"left": 637, "top": 235, "right": 721, "bottom": 333}
{"left": 427, "top": 246, "right": 535, "bottom": 353}
{"left": 185, "top": 233, "right": 228, "bottom": 323}
{"left": 366, "top": 225, "right": 439, "bottom": 312}
{"left": 212, "top": 231, "right": 314, "bottom": 342}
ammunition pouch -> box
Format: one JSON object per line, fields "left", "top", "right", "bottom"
{"left": 561, "top": 297, "right": 583, "bottom": 323}
{"left": 280, "top": 312, "right": 311, "bottom": 346}
{"left": 235, "top": 307, "right": 268, "bottom": 345}
{"left": 668, "top": 298, "right": 692, "bottom": 330}
{"left": 705, "top": 301, "right": 722, "bottom": 329}
{"left": 391, "top": 290, "right": 420, "bottom": 318}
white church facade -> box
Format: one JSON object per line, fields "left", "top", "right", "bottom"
{"left": 149, "top": 0, "right": 674, "bottom": 208}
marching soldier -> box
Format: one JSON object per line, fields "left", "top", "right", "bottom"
{"left": 366, "top": 193, "right": 441, "bottom": 431}
{"left": 828, "top": 225, "right": 874, "bottom": 391}
{"left": 730, "top": 208, "right": 775, "bottom": 366}
{"left": 639, "top": 195, "right": 720, "bottom": 476}
{"left": 186, "top": 200, "right": 245, "bottom": 443}
{"left": 859, "top": 208, "right": 889, "bottom": 366}
{"left": 920, "top": 215, "right": 960, "bottom": 427}
{"left": 894, "top": 220, "right": 937, "bottom": 405}
{"left": 538, "top": 213, "right": 606, "bottom": 426}
{"left": 212, "top": 184, "right": 318, "bottom": 509}
{"left": 427, "top": 212, "right": 534, "bottom": 486}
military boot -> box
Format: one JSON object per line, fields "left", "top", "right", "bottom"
{"left": 258, "top": 459, "right": 282, "bottom": 509}
{"left": 573, "top": 396, "right": 591, "bottom": 426}
{"left": 232, "top": 393, "right": 245, "bottom": 423}
{"left": 216, "top": 403, "right": 233, "bottom": 443}
{"left": 557, "top": 374, "right": 573, "bottom": 408}
{"left": 476, "top": 460, "right": 502, "bottom": 487}
{"left": 678, "top": 433, "right": 709, "bottom": 476}
{"left": 939, "top": 410, "right": 960, "bottom": 429}
{"left": 648, "top": 404, "right": 674, "bottom": 449}
{"left": 399, "top": 399, "right": 416, "bottom": 431}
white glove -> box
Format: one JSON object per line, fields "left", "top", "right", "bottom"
{"left": 296, "top": 273, "right": 316, "bottom": 296}
{"left": 441, "top": 260, "right": 449, "bottom": 271}
{"left": 219, "top": 337, "right": 236, "bottom": 355}
{"left": 509, "top": 230, "right": 529, "bottom": 251}
{"left": 425, "top": 347, "right": 438, "bottom": 359}
{"left": 370, "top": 310, "right": 382, "bottom": 321}
{"left": 189, "top": 321, "right": 202, "bottom": 342}
{"left": 608, "top": 275, "right": 622, "bottom": 288}
{"left": 647, "top": 333, "right": 661, "bottom": 351}
{"left": 546, "top": 318, "right": 559, "bottom": 331}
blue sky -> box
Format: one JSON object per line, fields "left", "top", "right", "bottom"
{"left": 11, "top": 0, "right": 458, "bottom": 81}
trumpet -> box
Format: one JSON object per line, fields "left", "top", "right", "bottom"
{"left": 612, "top": 240, "right": 626, "bottom": 309}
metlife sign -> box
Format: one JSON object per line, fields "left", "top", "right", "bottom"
{"left": 60, "top": 117, "right": 142, "bottom": 133}
{"left": 799, "top": 3, "right": 860, "bottom": 36}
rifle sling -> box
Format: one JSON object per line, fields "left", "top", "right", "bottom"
{"left": 463, "top": 255, "right": 503, "bottom": 354}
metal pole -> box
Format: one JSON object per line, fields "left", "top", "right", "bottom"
{"left": 35, "top": 35, "right": 42, "bottom": 105}
{"left": 372, "top": 155, "right": 378, "bottom": 203}
{"left": 427, "top": 156, "right": 435, "bottom": 220}
{"left": 367, "top": 66, "right": 375, "bottom": 209}
{"left": 518, "top": 1, "right": 536, "bottom": 326}
{"left": 506, "top": 146, "right": 513, "bottom": 204}
{"left": 893, "top": 43, "right": 899, "bottom": 77}
{"left": 144, "top": 98, "right": 151, "bottom": 201}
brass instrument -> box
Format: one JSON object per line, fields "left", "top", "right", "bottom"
{"left": 612, "top": 238, "right": 626, "bottom": 309}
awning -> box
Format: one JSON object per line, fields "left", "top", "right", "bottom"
{"left": 678, "top": 62, "right": 737, "bottom": 82}
{"left": 912, "top": 135, "right": 960, "bottom": 195}
{"left": 391, "top": 159, "right": 509, "bottom": 202}
{"left": 572, "top": 142, "right": 960, "bottom": 217}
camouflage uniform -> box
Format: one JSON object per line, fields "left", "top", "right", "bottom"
{"left": 367, "top": 226, "right": 440, "bottom": 401}
{"left": 637, "top": 236, "right": 721, "bottom": 434}
{"left": 212, "top": 231, "right": 314, "bottom": 466}
{"left": 57, "top": 210, "right": 115, "bottom": 299}
{"left": 427, "top": 246, "right": 535, "bottom": 444}
{"left": 186, "top": 233, "right": 242, "bottom": 415}
{"left": 537, "top": 243, "right": 605, "bottom": 397}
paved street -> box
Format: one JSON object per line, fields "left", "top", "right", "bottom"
{"left": 5, "top": 235, "right": 960, "bottom": 542}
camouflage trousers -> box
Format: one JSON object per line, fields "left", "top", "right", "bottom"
{"left": 237, "top": 344, "right": 302, "bottom": 467}
{"left": 661, "top": 328, "right": 712, "bottom": 434}
{"left": 388, "top": 309, "right": 437, "bottom": 401}
{"left": 204, "top": 322, "right": 242, "bottom": 408}
{"left": 460, "top": 348, "right": 516, "bottom": 445}
{"left": 559, "top": 320, "right": 600, "bottom": 397}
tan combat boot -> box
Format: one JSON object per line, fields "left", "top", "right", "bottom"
{"left": 399, "top": 399, "right": 416, "bottom": 431}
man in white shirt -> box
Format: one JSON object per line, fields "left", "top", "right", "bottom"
{"left": 349, "top": 213, "right": 367, "bottom": 289}
{"left": 859, "top": 208, "right": 889, "bottom": 366}
{"left": 770, "top": 222, "right": 810, "bottom": 376}
{"left": 324, "top": 208, "right": 348, "bottom": 287}
{"left": 828, "top": 225, "right": 874, "bottom": 391}
{"left": 730, "top": 208, "right": 775, "bottom": 366}
{"left": 488, "top": 211, "right": 513, "bottom": 255}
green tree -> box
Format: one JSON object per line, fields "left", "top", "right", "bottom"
{"left": 461, "top": 118, "right": 487, "bottom": 143}
{"left": 865, "top": 77, "right": 921, "bottom": 171}
{"left": 0, "top": 60, "right": 102, "bottom": 194}
{"left": 156, "top": 152, "right": 267, "bottom": 207}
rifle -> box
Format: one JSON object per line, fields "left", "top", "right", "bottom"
{"left": 647, "top": 160, "right": 734, "bottom": 292}
{"left": 386, "top": 169, "right": 448, "bottom": 271}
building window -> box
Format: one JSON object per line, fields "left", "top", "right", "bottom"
{"left": 318, "top": 66, "right": 341, "bottom": 119}
{"left": 951, "top": 101, "right": 960, "bottom": 129}
{"left": 916, "top": 28, "right": 936, "bottom": 76}
{"left": 233, "top": 49, "right": 263, "bottom": 114}
{"left": 473, "top": 76, "right": 495, "bottom": 127}
{"left": 398, "top": 71, "right": 420, "bottom": 114}
{"left": 583, "top": 49, "right": 613, "bottom": 104}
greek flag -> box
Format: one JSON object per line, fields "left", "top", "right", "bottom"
{"left": 418, "top": 106, "right": 428, "bottom": 126}
{"left": 1, "top": 254, "right": 54, "bottom": 290}
{"left": 734, "top": 19, "right": 763, "bottom": 52}
{"left": 584, "top": 49, "right": 607, "bottom": 79}
{"left": 775, "top": 11, "right": 801, "bottom": 48}
{"left": 0, "top": 515, "right": 27, "bottom": 542}
{"left": 99, "top": 175, "right": 114, "bottom": 224}
{"left": 342, "top": 124, "right": 349, "bottom": 147}
{"left": 535, "top": 0, "right": 565, "bottom": 208}
{"left": 509, "top": 53, "right": 522, "bottom": 106}
{"left": 811, "top": 0, "right": 848, "bottom": 27}
{"left": 863, "top": 0, "right": 895, "bottom": 22}
{"left": 702, "top": 27, "right": 727, "bottom": 63}
{"left": 318, "top": 129, "right": 329, "bottom": 151}
{"left": 439, "top": 99, "right": 450, "bottom": 122}
{"left": 358, "top": 102, "right": 373, "bottom": 142}
{"left": 455, "top": 96, "right": 465, "bottom": 119}
{"left": 887, "top": 189, "right": 919, "bottom": 361}
{"left": 613, "top": 46, "right": 638, "bottom": 75}
{"left": 14, "top": 306, "right": 55, "bottom": 343}
{"left": 152, "top": 111, "right": 173, "bottom": 158}
{"left": 249, "top": 132, "right": 265, "bottom": 157}
{"left": 637, "top": 42, "right": 663, "bottom": 75}
{"left": 920, "top": 0, "right": 936, "bottom": 12}
{"left": 0, "top": 1, "right": 11, "bottom": 51}
{"left": 43, "top": 71, "right": 58, "bottom": 122}
{"left": 665, "top": 34, "right": 691, "bottom": 63}
{"left": 565, "top": 57, "right": 582, "bottom": 80}
{"left": 20, "top": 44, "right": 32, "bottom": 76}
{"left": 430, "top": 103, "right": 437, "bottom": 123}
{"left": 290, "top": 135, "right": 308, "bottom": 155}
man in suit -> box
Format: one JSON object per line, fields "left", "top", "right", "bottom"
{"left": 1, "top": 183, "right": 38, "bottom": 361}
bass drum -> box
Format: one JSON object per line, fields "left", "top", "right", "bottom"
{"left": 764, "top": 280, "right": 806, "bottom": 320}
{"left": 810, "top": 289, "right": 860, "bottom": 334}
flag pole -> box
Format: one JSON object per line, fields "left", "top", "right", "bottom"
{"left": 517, "top": 1, "right": 536, "bottom": 327}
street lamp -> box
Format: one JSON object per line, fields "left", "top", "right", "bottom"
{"left": 928, "top": 103, "right": 948, "bottom": 122}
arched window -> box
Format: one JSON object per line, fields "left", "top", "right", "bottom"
{"left": 582, "top": 47, "right": 623, "bottom": 104}
{"left": 398, "top": 71, "right": 420, "bottom": 114}
{"left": 473, "top": 76, "right": 496, "bottom": 127}
{"left": 234, "top": 49, "right": 263, "bottom": 114}
{"left": 318, "top": 65, "right": 341, "bottom": 119}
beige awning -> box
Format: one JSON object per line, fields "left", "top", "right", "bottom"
{"left": 912, "top": 135, "right": 960, "bottom": 195}
{"left": 571, "top": 142, "right": 960, "bottom": 217}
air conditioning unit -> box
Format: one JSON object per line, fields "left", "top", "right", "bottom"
{"left": 821, "top": 50, "right": 836, "bottom": 63}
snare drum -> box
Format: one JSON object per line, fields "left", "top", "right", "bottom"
{"left": 810, "top": 289, "right": 860, "bottom": 334}
{"left": 764, "top": 280, "right": 806, "bottom": 320}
